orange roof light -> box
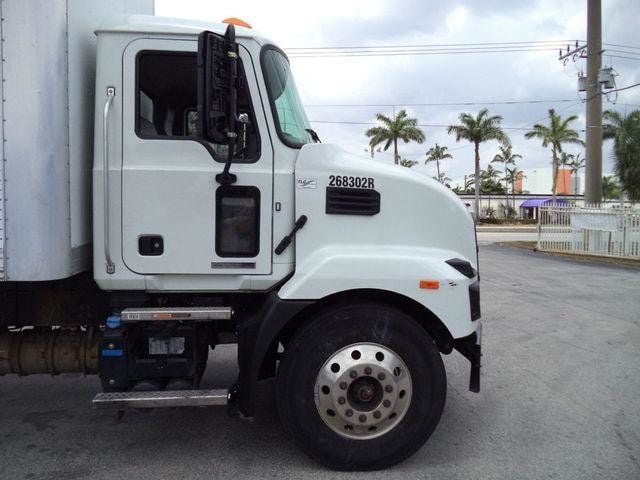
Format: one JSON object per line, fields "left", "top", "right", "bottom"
{"left": 222, "top": 17, "right": 252, "bottom": 29}
{"left": 419, "top": 280, "right": 440, "bottom": 290}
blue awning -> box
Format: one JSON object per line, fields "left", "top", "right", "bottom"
{"left": 520, "top": 197, "right": 568, "bottom": 208}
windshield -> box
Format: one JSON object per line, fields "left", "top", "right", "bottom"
{"left": 262, "top": 47, "right": 312, "bottom": 148}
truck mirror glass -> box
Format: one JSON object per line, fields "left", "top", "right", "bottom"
{"left": 197, "top": 26, "right": 238, "bottom": 144}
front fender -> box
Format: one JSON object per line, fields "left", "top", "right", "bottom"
{"left": 278, "top": 245, "right": 477, "bottom": 339}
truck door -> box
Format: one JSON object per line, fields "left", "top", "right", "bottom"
{"left": 121, "top": 39, "right": 273, "bottom": 275}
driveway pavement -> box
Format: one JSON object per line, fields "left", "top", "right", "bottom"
{"left": 1, "top": 245, "right": 639, "bottom": 479}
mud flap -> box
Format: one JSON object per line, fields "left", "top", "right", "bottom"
{"left": 452, "top": 322, "right": 482, "bottom": 393}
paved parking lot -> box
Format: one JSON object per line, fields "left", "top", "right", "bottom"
{"left": 1, "top": 245, "right": 639, "bottom": 479}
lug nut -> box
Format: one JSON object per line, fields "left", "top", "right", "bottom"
{"left": 338, "top": 397, "right": 346, "bottom": 405}
{"left": 385, "top": 385, "right": 393, "bottom": 393}
{"left": 349, "top": 370, "right": 358, "bottom": 379}
{"left": 373, "top": 411, "right": 381, "bottom": 419}
{"left": 377, "top": 372, "right": 386, "bottom": 381}
{"left": 364, "top": 367, "right": 372, "bottom": 375}
{"left": 359, "top": 414, "right": 367, "bottom": 423}
{"left": 345, "top": 409, "right": 353, "bottom": 417}
{"left": 339, "top": 381, "right": 348, "bottom": 390}
{"left": 108, "top": 379, "right": 115, "bottom": 386}
{"left": 383, "top": 399, "right": 391, "bottom": 408}
{"left": 108, "top": 343, "right": 115, "bottom": 349}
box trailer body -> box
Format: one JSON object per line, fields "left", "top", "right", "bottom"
{"left": 0, "top": 0, "right": 153, "bottom": 281}
{"left": 0, "top": 4, "right": 482, "bottom": 471}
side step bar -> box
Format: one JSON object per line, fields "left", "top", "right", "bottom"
{"left": 120, "top": 307, "right": 233, "bottom": 322}
{"left": 92, "top": 389, "right": 229, "bottom": 409}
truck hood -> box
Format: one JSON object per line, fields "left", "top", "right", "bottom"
{"left": 293, "top": 143, "right": 477, "bottom": 268}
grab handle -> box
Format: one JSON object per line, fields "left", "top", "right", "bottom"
{"left": 103, "top": 87, "right": 116, "bottom": 274}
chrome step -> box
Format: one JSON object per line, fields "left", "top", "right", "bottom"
{"left": 120, "top": 306, "right": 233, "bottom": 322}
{"left": 92, "top": 389, "right": 229, "bottom": 409}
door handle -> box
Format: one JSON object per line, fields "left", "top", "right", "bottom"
{"left": 103, "top": 87, "right": 116, "bottom": 274}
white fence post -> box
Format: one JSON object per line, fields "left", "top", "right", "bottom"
{"left": 537, "top": 203, "right": 640, "bottom": 259}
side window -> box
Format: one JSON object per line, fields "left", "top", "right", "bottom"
{"left": 136, "top": 50, "right": 260, "bottom": 162}
{"left": 215, "top": 187, "right": 260, "bottom": 257}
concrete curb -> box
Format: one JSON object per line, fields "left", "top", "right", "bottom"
{"left": 476, "top": 226, "right": 537, "bottom": 233}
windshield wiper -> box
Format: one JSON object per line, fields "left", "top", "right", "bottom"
{"left": 305, "top": 128, "right": 321, "bottom": 143}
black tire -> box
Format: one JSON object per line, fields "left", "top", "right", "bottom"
{"left": 276, "top": 301, "right": 447, "bottom": 471}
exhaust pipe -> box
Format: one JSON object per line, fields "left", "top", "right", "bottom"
{"left": 0, "top": 327, "right": 99, "bottom": 376}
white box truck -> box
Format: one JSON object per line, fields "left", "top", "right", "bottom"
{"left": 0, "top": 1, "right": 482, "bottom": 470}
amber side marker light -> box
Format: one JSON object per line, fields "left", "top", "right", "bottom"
{"left": 222, "top": 17, "right": 252, "bottom": 29}
{"left": 419, "top": 280, "right": 440, "bottom": 290}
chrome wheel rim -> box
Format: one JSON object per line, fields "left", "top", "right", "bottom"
{"left": 314, "top": 342, "right": 412, "bottom": 440}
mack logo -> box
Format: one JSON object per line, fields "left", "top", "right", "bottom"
{"left": 297, "top": 178, "right": 317, "bottom": 189}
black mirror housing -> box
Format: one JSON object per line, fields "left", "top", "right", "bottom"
{"left": 197, "top": 26, "right": 238, "bottom": 144}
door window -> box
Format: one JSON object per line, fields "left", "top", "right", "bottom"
{"left": 215, "top": 186, "right": 260, "bottom": 257}
{"left": 135, "top": 50, "right": 260, "bottom": 162}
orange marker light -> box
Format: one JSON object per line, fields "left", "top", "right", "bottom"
{"left": 222, "top": 17, "right": 252, "bottom": 29}
{"left": 419, "top": 280, "right": 440, "bottom": 290}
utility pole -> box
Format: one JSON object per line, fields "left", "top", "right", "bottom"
{"left": 585, "top": 0, "right": 602, "bottom": 204}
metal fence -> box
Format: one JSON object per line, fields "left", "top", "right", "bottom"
{"left": 537, "top": 204, "right": 640, "bottom": 259}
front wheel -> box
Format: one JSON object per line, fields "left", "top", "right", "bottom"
{"left": 276, "top": 302, "right": 446, "bottom": 470}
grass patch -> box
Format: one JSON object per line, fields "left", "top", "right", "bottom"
{"left": 495, "top": 241, "right": 640, "bottom": 269}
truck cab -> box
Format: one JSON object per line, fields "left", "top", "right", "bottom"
{"left": 0, "top": 8, "right": 481, "bottom": 471}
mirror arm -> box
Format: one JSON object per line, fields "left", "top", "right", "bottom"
{"left": 215, "top": 130, "right": 238, "bottom": 186}
{"left": 216, "top": 29, "right": 238, "bottom": 186}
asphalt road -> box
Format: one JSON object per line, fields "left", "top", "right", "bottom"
{"left": 1, "top": 245, "right": 639, "bottom": 479}
{"left": 476, "top": 230, "right": 538, "bottom": 244}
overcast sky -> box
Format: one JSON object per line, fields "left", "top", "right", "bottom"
{"left": 156, "top": 0, "right": 640, "bottom": 185}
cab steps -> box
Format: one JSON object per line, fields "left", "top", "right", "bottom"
{"left": 92, "top": 389, "right": 229, "bottom": 410}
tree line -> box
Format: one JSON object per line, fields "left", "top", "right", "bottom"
{"left": 364, "top": 107, "right": 640, "bottom": 215}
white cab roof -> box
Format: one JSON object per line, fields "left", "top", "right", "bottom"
{"left": 96, "top": 15, "right": 274, "bottom": 46}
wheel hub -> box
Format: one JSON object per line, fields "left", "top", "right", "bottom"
{"left": 314, "top": 342, "right": 412, "bottom": 440}
{"left": 348, "top": 376, "right": 382, "bottom": 411}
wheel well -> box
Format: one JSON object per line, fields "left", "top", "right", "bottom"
{"left": 276, "top": 289, "right": 455, "bottom": 356}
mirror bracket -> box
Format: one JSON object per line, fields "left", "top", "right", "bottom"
{"left": 198, "top": 25, "right": 240, "bottom": 186}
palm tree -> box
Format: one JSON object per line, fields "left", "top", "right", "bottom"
{"left": 461, "top": 173, "right": 476, "bottom": 194}
{"left": 558, "top": 152, "right": 574, "bottom": 195}
{"left": 447, "top": 109, "right": 510, "bottom": 220}
{"left": 491, "top": 145, "right": 521, "bottom": 209}
{"left": 569, "top": 153, "right": 585, "bottom": 198}
{"left": 524, "top": 109, "right": 583, "bottom": 201}
{"left": 399, "top": 158, "right": 419, "bottom": 168}
{"left": 480, "top": 164, "right": 502, "bottom": 211}
{"left": 504, "top": 166, "right": 519, "bottom": 197}
{"left": 603, "top": 109, "right": 640, "bottom": 201}
{"left": 425, "top": 143, "right": 452, "bottom": 182}
{"left": 433, "top": 171, "right": 452, "bottom": 185}
{"left": 601, "top": 175, "right": 621, "bottom": 201}
{"left": 365, "top": 110, "right": 426, "bottom": 165}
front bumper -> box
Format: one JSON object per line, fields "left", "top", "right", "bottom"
{"left": 453, "top": 321, "right": 482, "bottom": 393}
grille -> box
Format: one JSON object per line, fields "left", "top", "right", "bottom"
{"left": 325, "top": 187, "right": 380, "bottom": 216}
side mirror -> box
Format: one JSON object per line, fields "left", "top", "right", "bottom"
{"left": 197, "top": 25, "right": 238, "bottom": 144}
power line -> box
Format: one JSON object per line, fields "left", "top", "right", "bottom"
{"left": 608, "top": 82, "right": 640, "bottom": 93}
{"left": 286, "top": 40, "right": 571, "bottom": 58}
{"left": 308, "top": 120, "right": 584, "bottom": 132}
{"left": 603, "top": 48, "right": 640, "bottom": 56}
{"left": 603, "top": 42, "right": 640, "bottom": 50}
{"left": 515, "top": 101, "right": 583, "bottom": 129}
{"left": 604, "top": 54, "right": 640, "bottom": 61}
{"left": 305, "top": 98, "right": 579, "bottom": 108}
{"left": 286, "top": 39, "right": 578, "bottom": 50}
{"left": 288, "top": 47, "right": 560, "bottom": 58}
{"left": 284, "top": 40, "right": 640, "bottom": 60}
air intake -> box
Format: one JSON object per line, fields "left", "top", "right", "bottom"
{"left": 325, "top": 187, "right": 380, "bottom": 216}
